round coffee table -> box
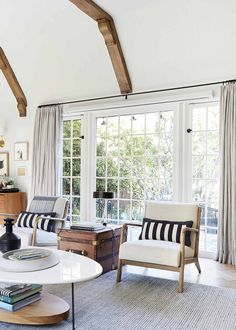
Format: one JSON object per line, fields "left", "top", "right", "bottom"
{"left": 0, "top": 249, "right": 103, "bottom": 329}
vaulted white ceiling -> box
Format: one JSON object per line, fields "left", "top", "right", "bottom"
{"left": 0, "top": 0, "right": 236, "bottom": 117}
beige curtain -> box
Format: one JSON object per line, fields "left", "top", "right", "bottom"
{"left": 31, "top": 105, "right": 62, "bottom": 196}
{"left": 216, "top": 82, "right": 236, "bottom": 265}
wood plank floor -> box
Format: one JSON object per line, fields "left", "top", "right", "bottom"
{"left": 126, "top": 258, "right": 236, "bottom": 289}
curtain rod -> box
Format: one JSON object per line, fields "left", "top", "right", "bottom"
{"left": 38, "top": 78, "right": 236, "bottom": 108}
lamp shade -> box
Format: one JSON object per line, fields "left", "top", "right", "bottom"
{"left": 93, "top": 191, "right": 114, "bottom": 199}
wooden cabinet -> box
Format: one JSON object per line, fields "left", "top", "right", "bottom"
{"left": 0, "top": 192, "right": 27, "bottom": 223}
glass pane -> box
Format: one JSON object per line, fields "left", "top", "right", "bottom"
{"left": 159, "top": 179, "right": 173, "bottom": 200}
{"left": 96, "top": 199, "right": 104, "bottom": 218}
{"left": 63, "top": 159, "right": 70, "bottom": 176}
{"left": 107, "top": 136, "right": 119, "bottom": 156}
{"left": 159, "top": 111, "right": 174, "bottom": 133}
{"left": 96, "top": 179, "right": 105, "bottom": 191}
{"left": 207, "top": 131, "right": 219, "bottom": 154}
{"left": 132, "top": 157, "right": 145, "bottom": 177}
{"left": 192, "top": 132, "right": 206, "bottom": 155}
{"left": 132, "top": 179, "right": 145, "bottom": 199}
{"left": 192, "top": 180, "right": 205, "bottom": 201}
{"left": 131, "top": 201, "right": 144, "bottom": 221}
{"left": 72, "top": 178, "right": 80, "bottom": 196}
{"left": 145, "top": 178, "right": 159, "bottom": 200}
{"left": 62, "top": 178, "right": 70, "bottom": 195}
{"left": 207, "top": 180, "right": 219, "bottom": 204}
{"left": 207, "top": 155, "right": 219, "bottom": 179}
{"left": 107, "top": 200, "right": 117, "bottom": 219}
{"left": 119, "top": 200, "right": 131, "bottom": 220}
{"left": 145, "top": 135, "right": 159, "bottom": 155}
{"left": 107, "top": 117, "right": 118, "bottom": 136}
{"left": 159, "top": 134, "right": 173, "bottom": 156}
{"left": 206, "top": 227, "right": 217, "bottom": 252}
{"left": 97, "top": 118, "right": 106, "bottom": 136}
{"left": 73, "top": 120, "right": 81, "bottom": 138}
{"left": 107, "top": 158, "right": 118, "bottom": 177}
{"left": 119, "top": 136, "right": 131, "bottom": 156}
{"left": 206, "top": 205, "right": 218, "bottom": 228}
{"left": 97, "top": 137, "right": 106, "bottom": 156}
{"left": 72, "top": 197, "right": 80, "bottom": 216}
{"left": 96, "top": 158, "right": 106, "bottom": 177}
{"left": 120, "top": 115, "right": 131, "bottom": 133}
{"left": 119, "top": 179, "right": 131, "bottom": 199}
{"left": 193, "top": 107, "right": 206, "bottom": 131}
{"left": 107, "top": 179, "right": 118, "bottom": 198}
{"left": 132, "top": 135, "right": 145, "bottom": 156}
{"left": 146, "top": 113, "right": 159, "bottom": 134}
{"left": 192, "top": 155, "right": 206, "bottom": 179}
{"left": 159, "top": 156, "right": 173, "bottom": 178}
{"left": 132, "top": 114, "right": 145, "bottom": 134}
{"left": 208, "top": 106, "right": 219, "bottom": 130}
{"left": 63, "top": 140, "right": 71, "bottom": 157}
{"left": 73, "top": 139, "right": 81, "bottom": 157}
{"left": 119, "top": 158, "right": 132, "bottom": 177}
{"left": 72, "top": 158, "right": 81, "bottom": 176}
{"left": 146, "top": 157, "right": 159, "bottom": 177}
{"left": 63, "top": 120, "right": 71, "bottom": 138}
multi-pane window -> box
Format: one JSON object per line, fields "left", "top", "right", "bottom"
{"left": 96, "top": 111, "right": 174, "bottom": 222}
{"left": 190, "top": 104, "right": 219, "bottom": 252}
{"left": 61, "top": 118, "right": 82, "bottom": 223}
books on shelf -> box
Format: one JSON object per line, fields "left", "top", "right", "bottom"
{"left": 70, "top": 223, "right": 105, "bottom": 231}
{"left": 0, "top": 283, "right": 43, "bottom": 312}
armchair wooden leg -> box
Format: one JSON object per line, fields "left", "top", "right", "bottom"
{"left": 116, "top": 259, "right": 123, "bottom": 283}
{"left": 178, "top": 264, "right": 185, "bottom": 293}
{"left": 195, "top": 259, "right": 201, "bottom": 274}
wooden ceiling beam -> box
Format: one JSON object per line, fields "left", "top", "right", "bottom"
{"left": 69, "top": 0, "right": 132, "bottom": 94}
{"left": 0, "top": 48, "right": 27, "bottom": 117}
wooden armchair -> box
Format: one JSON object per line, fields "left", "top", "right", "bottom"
{"left": 117, "top": 202, "right": 201, "bottom": 292}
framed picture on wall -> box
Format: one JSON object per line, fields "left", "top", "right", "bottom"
{"left": 0, "top": 152, "right": 9, "bottom": 176}
{"left": 14, "top": 142, "right": 29, "bottom": 161}
{"left": 17, "top": 166, "right": 27, "bottom": 177}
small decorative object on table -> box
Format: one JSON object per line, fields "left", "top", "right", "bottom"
{"left": 0, "top": 218, "right": 21, "bottom": 253}
{"left": 93, "top": 191, "right": 114, "bottom": 226}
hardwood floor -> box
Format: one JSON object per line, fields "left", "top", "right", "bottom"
{"left": 126, "top": 258, "right": 236, "bottom": 289}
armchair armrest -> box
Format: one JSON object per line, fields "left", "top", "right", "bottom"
{"left": 180, "top": 227, "right": 199, "bottom": 259}
{"left": 120, "top": 222, "right": 142, "bottom": 244}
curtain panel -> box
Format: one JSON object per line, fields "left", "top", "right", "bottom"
{"left": 31, "top": 105, "right": 62, "bottom": 196}
{"left": 216, "top": 82, "right": 236, "bottom": 265}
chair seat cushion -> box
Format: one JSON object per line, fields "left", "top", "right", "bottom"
{"left": 119, "top": 240, "right": 194, "bottom": 267}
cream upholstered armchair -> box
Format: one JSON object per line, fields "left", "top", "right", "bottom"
{"left": 117, "top": 202, "right": 201, "bottom": 292}
{"left": 0, "top": 196, "right": 69, "bottom": 247}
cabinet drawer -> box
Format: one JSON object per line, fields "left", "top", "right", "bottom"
{"left": 0, "top": 194, "right": 5, "bottom": 211}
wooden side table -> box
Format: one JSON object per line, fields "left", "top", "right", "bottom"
{"left": 58, "top": 226, "right": 122, "bottom": 273}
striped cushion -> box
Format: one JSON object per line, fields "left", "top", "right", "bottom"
{"left": 139, "top": 218, "right": 193, "bottom": 247}
{"left": 16, "top": 212, "right": 56, "bottom": 232}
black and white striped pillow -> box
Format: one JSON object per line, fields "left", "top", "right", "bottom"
{"left": 139, "top": 218, "right": 193, "bottom": 247}
{"left": 16, "top": 212, "right": 56, "bottom": 232}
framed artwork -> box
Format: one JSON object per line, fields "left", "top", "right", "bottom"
{"left": 17, "top": 167, "right": 27, "bottom": 177}
{"left": 0, "top": 152, "right": 9, "bottom": 176}
{"left": 14, "top": 142, "right": 29, "bottom": 161}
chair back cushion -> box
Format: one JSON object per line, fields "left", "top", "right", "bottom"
{"left": 144, "top": 202, "right": 200, "bottom": 249}
{"left": 28, "top": 196, "right": 68, "bottom": 220}
{"left": 139, "top": 218, "right": 193, "bottom": 246}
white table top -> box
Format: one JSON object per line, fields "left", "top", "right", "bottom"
{"left": 0, "top": 249, "right": 103, "bottom": 285}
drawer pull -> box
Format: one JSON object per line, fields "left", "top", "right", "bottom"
{"left": 75, "top": 249, "right": 88, "bottom": 256}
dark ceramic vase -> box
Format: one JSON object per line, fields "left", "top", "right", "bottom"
{"left": 0, "top": 218, "right": 21, "bottom": 253}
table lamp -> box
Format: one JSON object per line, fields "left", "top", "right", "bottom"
{"left": 93, "top": 191, "right": 114, "bottom": 226}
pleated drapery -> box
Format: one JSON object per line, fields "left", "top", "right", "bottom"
{"left": 31, "top": 105, "right": 62, "bottom": 196}
{"left": 216, "top": 82, "right": 236, "bottom": 265}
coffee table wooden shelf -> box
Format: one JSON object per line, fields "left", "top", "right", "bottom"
{"left": 0, "top": 293, "right": 69, "bottom": 325}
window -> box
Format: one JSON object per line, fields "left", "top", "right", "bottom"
{"left": 190, "top": 104, "right": 219, "bottom": 252}
{"left": 61, "top": 118, "right": 82, "bottom": 223}
{"left": 96, "top": 110, "right": 175, "bottom": 222}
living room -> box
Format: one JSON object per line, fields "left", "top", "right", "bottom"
{"left": 0, "top": 0, "right": 235, "bottom": 329}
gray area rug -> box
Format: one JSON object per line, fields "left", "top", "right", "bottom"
{"left": 1, "top": 270, "right": 236, "bottom": 330}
